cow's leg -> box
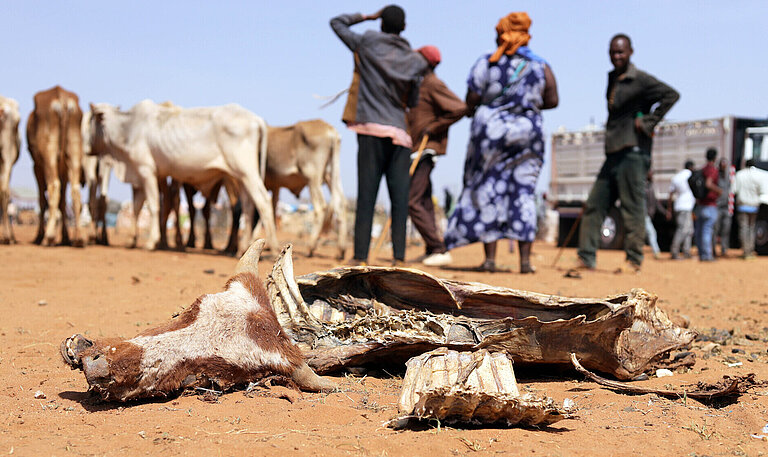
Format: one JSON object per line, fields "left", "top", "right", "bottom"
{"left": 66, "top": 154, "right": 85, "bottom": 247}
{"left": 42, "top": 156, "right": 61, "bottom": 246}
{"left": 183, "top": 183, "right": 197, "bottom": 249}
{"left": 306, "top": 178, "right": 326, "bottom": 257}
{"left": 97, "top": 159, "right": 112, "bottom": 246}
{"left": 156, "top": 177, "right": 171, "bottom": 250}
{"left": 223, "top": 182, "right": 241, "bottom": 255}
{"left": 87, "top": 170, "right": 99, "bottom": 244}
{"left": 202, "top": 181, "right": 222, "bottom": 250}
{"left": 32, "top": 161, "right": 47, "bottom": 245}
{"left": 130, "top": 186, "right": 146, "bottom": 249}
{"left": 0, "top": 160, "right": 12, "bottom": 244}
{"left": 170, "top": 180, "right": 183, "bottom": 250}
{"left": 328, "top": 140, "right": 348, "bottom": 260}
{"left": 141, "top": 171, "right": 161, "bottom": 250}
{"left": 240, "top": 176, "right": 279, "bottom": 254}
{"left": 57, "top": 168, "right": 72, "bottom": 246}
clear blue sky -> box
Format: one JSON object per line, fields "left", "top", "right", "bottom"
{"left": 4, "top": 1, "right": 767, "bottom": 205}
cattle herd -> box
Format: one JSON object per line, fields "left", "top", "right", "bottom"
{"left": 0, "top": 85, "right": 348, "bottom": 257}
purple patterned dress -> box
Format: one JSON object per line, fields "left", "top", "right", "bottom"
{"left": 445, "top": 51, "right": 547, "bottom": 249}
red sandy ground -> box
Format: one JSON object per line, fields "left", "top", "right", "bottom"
{"left": 1, "top": 225, "right": 768, "bottom": 457}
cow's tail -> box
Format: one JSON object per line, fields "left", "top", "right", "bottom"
{"left": 57, "top": 95, "right": 70, "bottom": 162}
{"left": 257, "top": 118, "right": 268, "bottom": 181}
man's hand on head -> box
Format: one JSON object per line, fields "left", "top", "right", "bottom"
{"left": 364, "top": 9, "right": 383, "bottom": 21}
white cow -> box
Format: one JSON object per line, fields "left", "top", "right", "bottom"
{"left": 89, "top": 100, "right": 277, "bottom": 253}
{"left": 0, "top": 95, "right": 20, "bottom": 244}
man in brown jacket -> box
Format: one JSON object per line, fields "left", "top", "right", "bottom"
{"left": 407, "top": 45, "right": 467, "bottom": 266}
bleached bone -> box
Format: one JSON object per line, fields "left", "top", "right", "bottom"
{"left": 395, "top": 348, "right": 568, "bottom": 426}
{"left": 267, "top": 263, "right": 696, "bottom": 380}
{"left": 60, "top": 240, "right": 335, "bottom": 401}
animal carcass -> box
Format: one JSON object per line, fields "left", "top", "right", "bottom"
{"left": 266, "top": 260, "right": 696, "bottom": 380}
{"left": 396, "top": 348, "right": 569, "bottom": 426}
{"left": 27, "top": 86, "right": 86, "bottom": 246}
{"left": 89, "top": 100, "right": 279, "bottom": 253}
{"left": 60, "top": 240, "right": 335, "bottom": 401}
{"left": 0, "top": 95, "right": 21, "bottom": 244}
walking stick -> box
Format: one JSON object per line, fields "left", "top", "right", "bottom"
{"left": 370, "top": 134, "right": 429, "bottom": 261}
{"left": 550, "top": 206, "right": 583, "bottom": 268}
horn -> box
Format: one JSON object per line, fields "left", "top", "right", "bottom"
{"left": 233, "top": 239, "right": 265, "bottom": 277}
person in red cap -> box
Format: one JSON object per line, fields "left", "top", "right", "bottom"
{"left": 406, "top": 45, "right": 467, "bottom": 266}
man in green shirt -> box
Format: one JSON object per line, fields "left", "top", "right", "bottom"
{"left": 576, "top": 34, "right": 679, "bottom": 273}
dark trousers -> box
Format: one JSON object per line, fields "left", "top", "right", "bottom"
{"left": 408, "top": 156, "right": 446, "bottom": 255}
{"left": 354, "top": 134, "right": 411, "bottom": 261}
{"left": 578, "top": 147, "right": 649, "bottom": 267}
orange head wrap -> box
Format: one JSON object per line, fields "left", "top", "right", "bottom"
{"left": 489, "top": 12, "right": 532, "bottom": 64}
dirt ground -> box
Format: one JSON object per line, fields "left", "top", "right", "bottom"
{"left": 2, "top": 224, "right": 768, "bottom": 457}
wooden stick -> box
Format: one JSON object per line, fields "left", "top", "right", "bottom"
{"left": 371, "top": 135, "right": 429, "bottom": 261}
{"left": 551, "top": 206, "right": 583, "bottom": 268}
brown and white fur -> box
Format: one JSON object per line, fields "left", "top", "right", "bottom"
{"left": 60, "top": 240, "right": 335, "bottom": 401}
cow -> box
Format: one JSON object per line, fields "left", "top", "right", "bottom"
{"left": 258, "top": 119, "right": 348, "bottom": 259}
{"left": 81, "top": 110, "right": 115, "bottom": 246}
{"left": 182, "top": 178, "right": 241, "bottom": 253}
{"left": 60, "top": 240, "right": 336, "bottom": 401}
{"left": 89, "top": 100, "right": 279, "bottom": 253}
{"left": 0, "top": 95, "right": 21, "bottom": 244}
{"left": 27, "top": 86, "right": 86, "bottom": 246}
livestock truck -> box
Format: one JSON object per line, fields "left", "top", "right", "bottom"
{"left": 550, "top": 116, "right": 768, "bottom": 254}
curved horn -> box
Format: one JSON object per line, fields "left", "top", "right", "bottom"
{"left": 234, "top": 239, "right": 265, "bottom": 277}
{"left": 290, "top": 362, "right": 337, "bottom": 392}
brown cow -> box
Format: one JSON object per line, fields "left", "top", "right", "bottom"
{"left": 60, "top": 240, "right": 336, "bottom": 401}
{"left": 27, "top": 86, "right": 85, "bottom": 246}
{"left": 0, "top": 95, "right": 21, "bottom": 244}
{"left": 262, "top": 119, "right": 347, "bottom": 258}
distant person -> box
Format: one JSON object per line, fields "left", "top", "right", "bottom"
{"left": 667, "top": 160, "right": 696, "bottom": 259}
{"left": 644, "top": 170, "right": 664, "bottom": 259}
{"left": 693, "top": 148, "right": 722, "bottom": 261}
{"left": 732, "top": 159, "right": 768, "bottom": 259}
{"left": 443, "top": 12, "right": 558, "bottom": 274}
{"left": 406, "top": 45, "right": 467, "bottom": 267}
{"left": 330, "top": 5, "right": 428, "bottom": 266}
{"left": 575, "top": 34, "right": 679, "bottom": 274}
{"left": 712, "top": 157, "right": 733, "bottom": 257}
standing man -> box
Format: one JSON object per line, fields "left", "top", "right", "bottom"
{"left": 575, "top": 34, "right": 679, "bottom": 273}
{"left": 712, "top": 157, "right": 733, "bottom": 257}
{"left": 406, "top": 45, "right": 467, "bottom": 267}
{"left": 330, "top": 5, "right": 428, "bottom": 266}
{"left": 667, "top": 160, "right": 696, "bottom": 259}
{"left": 694, "top": 148, "right": 722, "bottom": 261}
{"left": 732, "top": 159, "right": 768, "bottom": 259}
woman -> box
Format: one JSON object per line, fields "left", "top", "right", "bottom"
{"left": 444, "top": 12, "right": 558, "bottom": 273}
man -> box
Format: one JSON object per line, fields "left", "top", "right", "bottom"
{"left": 330, "top": 5, "right": 428, "bottom": 266}
{"left": 406, "top": 45, "right": 466, "bottom": 267}
{"left": 712, "top": 157, "right": 733, "bottom": 257}
{"left": 667, "top": 160, "right": 696, "bottom": 259}
{"left": 732, "top": 159, "right": 768, "bottom": 259}
{"left": 693, "top": 148, "right": 722, "bottom": 261}
{"left": 576, "top": 34, "right": 679, "bottom": 273}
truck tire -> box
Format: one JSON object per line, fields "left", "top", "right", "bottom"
{"left": 755, "top": 205, "right": 768, "bottom": 256}
{"left": 600, "top": 207, "right": 625, "bottom": 250}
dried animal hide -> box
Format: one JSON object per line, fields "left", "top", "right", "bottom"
{"left": 266, "top": 246, "right": 696, "bottom": 380}
{"left": 395, "top": 348, "right": 569, "bottom": 426}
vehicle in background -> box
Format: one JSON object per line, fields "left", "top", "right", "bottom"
{"left": 550, "top": 116, "right": 768, "bottom": 254}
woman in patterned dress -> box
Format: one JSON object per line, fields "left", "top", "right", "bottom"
{"left": 443, "top": 12, "right": 558, "bottom": 273}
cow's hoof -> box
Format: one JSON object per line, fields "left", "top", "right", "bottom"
{"left": 44, "top": 237, "right": 56, "bottom": 247}
{"left": 72, "top": 239, "right": 86, "bottom": 248}
{"left": 0, "top": 238, "right": 9, "bottom": 245}
{"left": 60, "top": 334, "right": 94, "bottom": 368}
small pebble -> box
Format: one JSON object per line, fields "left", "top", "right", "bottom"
{"left": 34, "top": 391, "right": 46, "bottom": 399}
{"left": 37, "top": 300, "right": 47, "bottom": 306}
{"left": 203, "top": 269, "right": 215, "bottom": 275}
{"left": 733, "top": 348, "right": 746, "bottom": 354}
{"left": 655, "top": 369, "right": 674, "bottom": 378}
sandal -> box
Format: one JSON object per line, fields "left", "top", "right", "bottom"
{"left": 520, "top": 263, "right": 536, "bottom": 274}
